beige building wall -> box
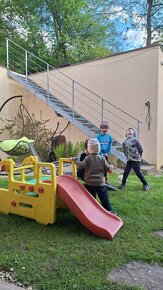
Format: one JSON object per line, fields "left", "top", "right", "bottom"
{"left": 31, "top": 45, "right": 161, "bottom": 166}
{"left": 0, "top": 45, "right": 163, "bottom": 168}
{"left": 157, "top": 49, "right": 163, "bottom": 168}
{"left": 58, "top": 45, "right": 160, "bottom": 166}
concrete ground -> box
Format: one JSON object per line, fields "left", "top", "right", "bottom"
{"left": 108, "top": 231, "right": 163, "bottom": 290}
{"left": 108, "top": 261, "right": 163, "bottom": 290}
{"left": 0, "top": 281, "right": 26, "bottom": 290}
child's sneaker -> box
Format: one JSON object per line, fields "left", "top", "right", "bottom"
{"left": 143, "top": 184, "right": 150, "bottom": 191}
{"left": 118, "top": 183, "right": 125, "bottom": 190}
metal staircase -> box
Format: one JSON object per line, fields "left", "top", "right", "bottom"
{"left": 6, "top": 39, "right": 142, "bottom": 163}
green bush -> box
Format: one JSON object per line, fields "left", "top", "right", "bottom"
{"left": 65, "top": 141, "right": 81, "bottom": 157}
{"left": 54, "top": 144, "right": 66, "bottom": 161}
{"left": 53, "top": 141, "right": 85, "bottom": 160}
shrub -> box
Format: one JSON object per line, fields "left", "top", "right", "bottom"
{"left": 54, "top": 144, "right": 66, "bottom": 161}
{"left": 65, "top": 141, "right": 81, "bottom": 157}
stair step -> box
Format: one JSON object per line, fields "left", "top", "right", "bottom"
{"left": 75, "top": 117, "right": 88, "bottom": 122}
{"left": 50, "top": 100, "right": 70, "bottom": 108}
{"left": 84, "top": 124, "right": 95, "bottom": 128}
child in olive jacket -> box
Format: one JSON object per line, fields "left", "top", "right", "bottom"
{"left": 72, "top": 138, "right": 116, "bottom": 213}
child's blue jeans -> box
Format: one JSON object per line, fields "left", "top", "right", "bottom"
{"left": 85, "top": 184, "right": 112, "bottom": 212}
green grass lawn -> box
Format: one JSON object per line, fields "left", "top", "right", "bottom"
{"left": 0, "top": 173, "right": 162, "bottom": 290}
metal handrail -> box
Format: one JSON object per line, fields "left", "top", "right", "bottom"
{"left": 6, "top": 39, "right": 142, "bottom": 140}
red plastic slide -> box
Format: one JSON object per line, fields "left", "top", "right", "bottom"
{"left": 57, "top": 175, "right": 123, "bottom": 240}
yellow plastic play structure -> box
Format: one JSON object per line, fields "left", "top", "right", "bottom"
{"left": 0, "top": 156, "right": 76, "bottom": 225}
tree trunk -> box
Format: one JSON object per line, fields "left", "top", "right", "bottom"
{"left": 146, "top": 0, "right": 153, "bottom": 46}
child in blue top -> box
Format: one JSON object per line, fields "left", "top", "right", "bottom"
{"left": 96, "top": 121, "right": 112, "bottom": 183}
{"left": 96, "top": 121, "right": 112, "bottom": 157}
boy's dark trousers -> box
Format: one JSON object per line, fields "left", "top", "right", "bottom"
{"left": 85, "top": 184, "right": 112, "bottom": 211}
{"left": 122, "top": 161, "right": 147, "bottom": 185}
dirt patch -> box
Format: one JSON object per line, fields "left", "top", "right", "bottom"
{"left": 108, "top": 261, "right": 163, "bottom": 290}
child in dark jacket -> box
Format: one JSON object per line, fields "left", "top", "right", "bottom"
{"left": 118, "top": 128, "right": 150, "bottom": 191}
{"left": 72, "top": 138, "right": 115, "bottom": 213}
{"left": 77, "top": 139, "right": 89, "bottom": 180}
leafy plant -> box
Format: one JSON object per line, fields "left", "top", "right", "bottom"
{"left": 54, "top": 143, "right": 65, "bottom": 161}
{"left": 0, "top": 113, "right": 54, "bottom": 161}
{"left": 65, "top": 141, "right": 81, "bottom": 157}
{"left": 78, "top": 141, "right": 85, "bottom": 152}
{"left": 6, "top": 155, "right": 18, "bottom": 162}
